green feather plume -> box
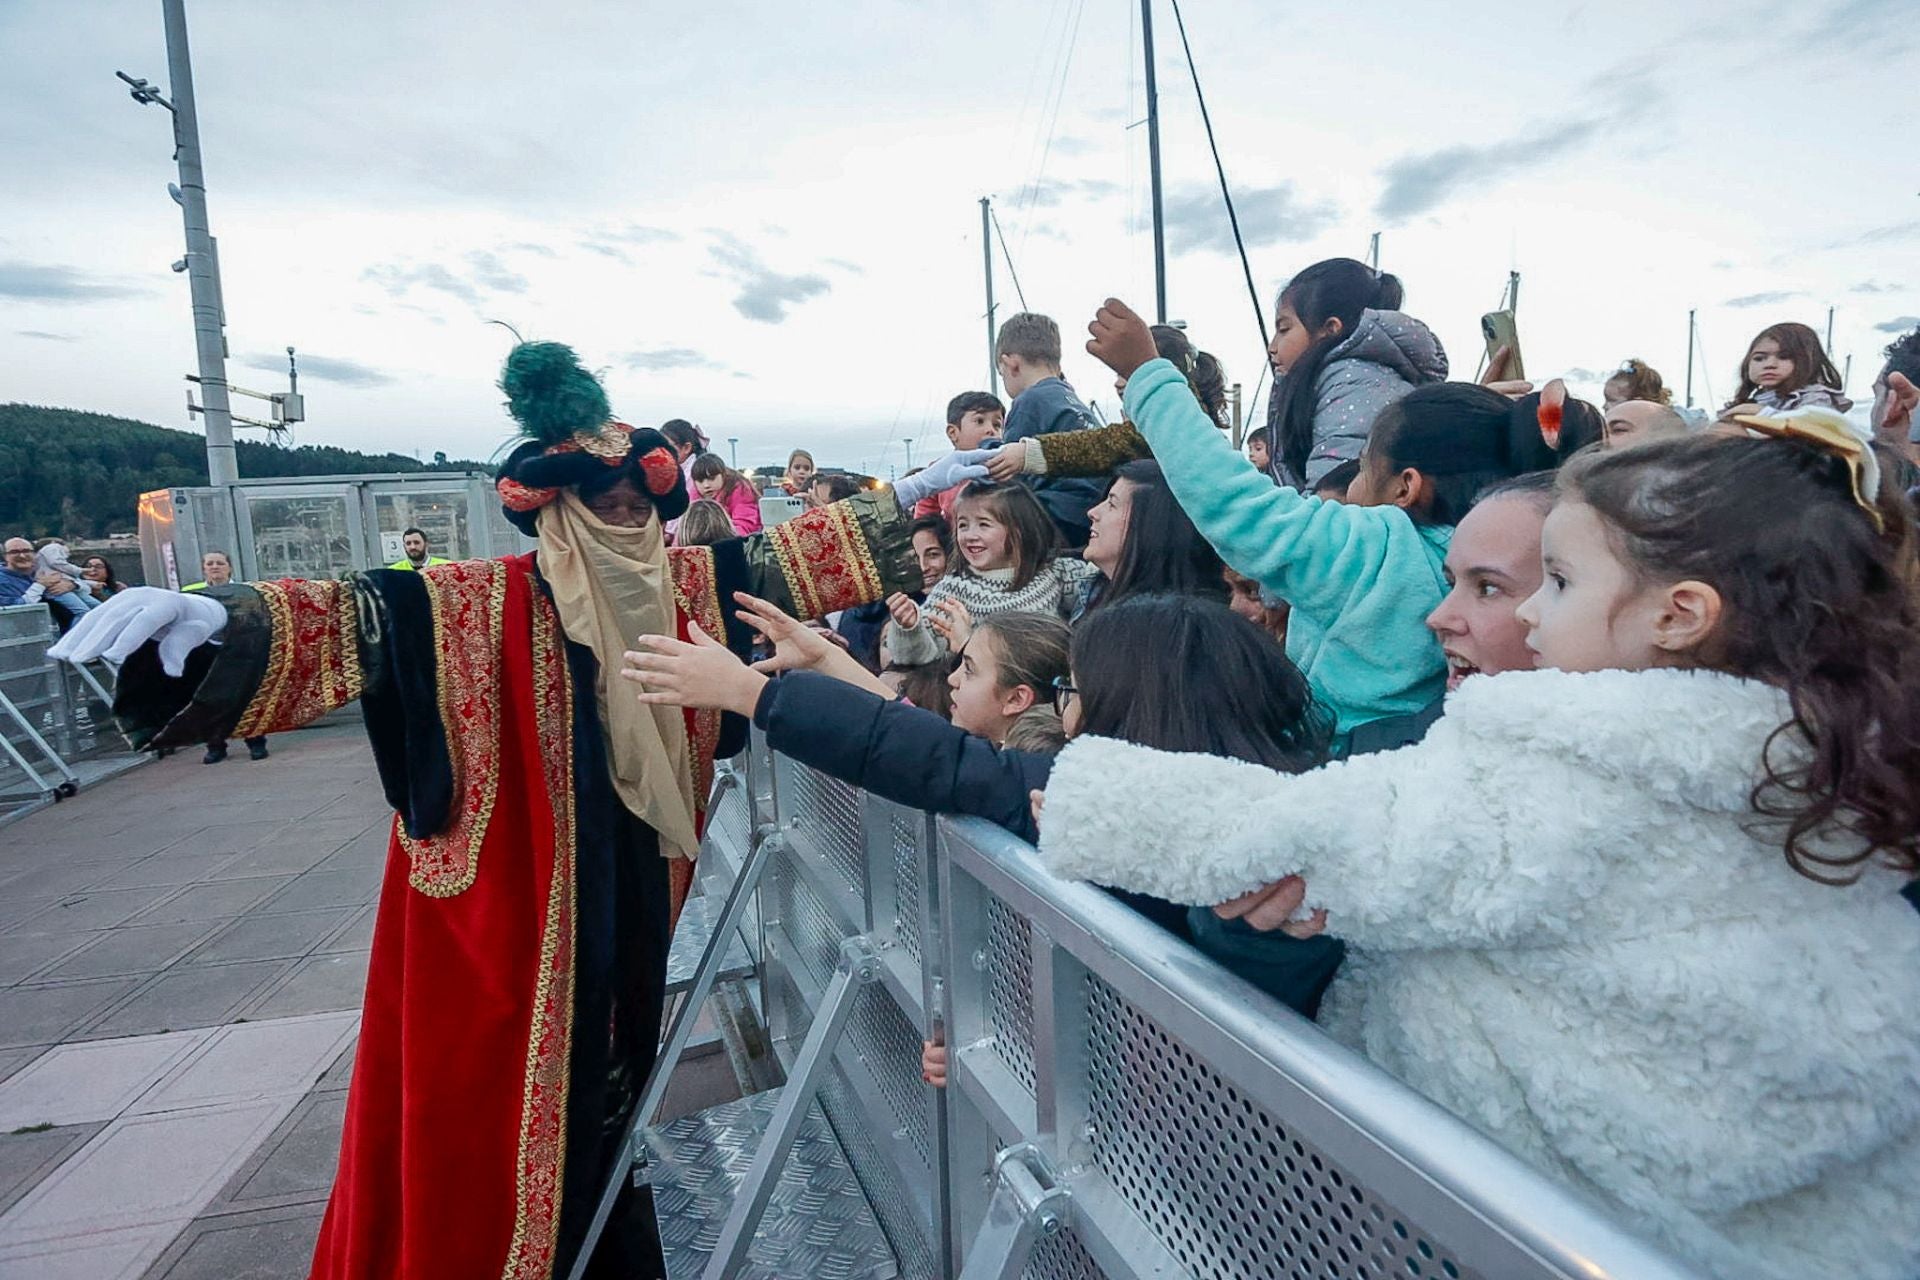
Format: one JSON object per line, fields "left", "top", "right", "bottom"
{"left": 499, "top": 341, "right": 610, "bottom": 445}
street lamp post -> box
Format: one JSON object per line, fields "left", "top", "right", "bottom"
{"left": 903, "top": 438, "right": 915, "bottom": 470}
{"left": 117, "top": 0, "right": 238, "bottom": 484}
{"left": 727, "top": 437, "right": 739, "bottom": 469}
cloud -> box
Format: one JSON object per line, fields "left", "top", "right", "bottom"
{"left": 1163, "top": 182, "right": 1340, "bottom": 253}
{"left": 575, "top": 222, "right": 681, "bottom": 266}
{"left": 624, "top": 346, "right": 722, "bottom": 371}
{"left": 1851, "top": 280, "right": 1904, "bottom": 294}
{"left": 501, "top": 241, "right": 558, "bottom": 258}
{"left": 1803, "top": 0, "right": 1914, "bottom": 51}
{"left": 824, "top": 258, "right": 865, "bottom": 275}
{"left": 16, "top": 329, "right": 77, "bottom": 342}
{"left": 1049, "top": 135, "right": 1098, "bottom": 158}
{"left": 0, "top": 262, "right": 149, "bottom": 304}
{"left": 1022, "top": 177, "right": 1122, "bottom": 209}
{"left": 1374, "top": 118, "right": 1600, "bottom": 221}
{"left": 706, "top": 232, "right": 830, "bottom": 324}
{"left": 605, "top": 224, "right": 679, "bottom": 244}
{"left": 1560, "top": 366, "right": 1608, "bottom": 382}
{"left": 363, "top": 252, "right": 528, "bottom": 307}
{"left": 464, "top": 251, "right": 528, "bottom": 294}
{"left": 244, "top": 352, "right": 394, "bottom": 387}
{"left": 364, "top": 262, "right": 482, "bottom": 306}
{"left": 1723, "top": 290, "right": 1806, "bottom": 308}
{"left": 1874, "top": 316, "right": 1920, "bottom": 333}
{"left": 579, "top": 241, "right": 632, "bottom": 263}
{"left": 1826, "top": 220, "right": 1920, "bottom": 250}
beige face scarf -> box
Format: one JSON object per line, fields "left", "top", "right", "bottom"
{"left": 535, "top": 490, "right": 699, "bottom": 860}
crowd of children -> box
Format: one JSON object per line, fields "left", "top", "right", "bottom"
{"left": 620, "top": 259, "right": 1920, "bottom": 1279}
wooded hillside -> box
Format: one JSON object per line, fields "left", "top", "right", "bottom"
{"left": 0, "top": 404, "right": 487, "bottom": 538}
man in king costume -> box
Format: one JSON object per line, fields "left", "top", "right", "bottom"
{"left": 51, "top": 342, "right": 984, "bottom": 1279}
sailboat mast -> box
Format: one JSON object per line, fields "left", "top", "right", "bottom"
{"left": 1141, "top": 0, "right": 1168, "bottom": 323}
{"left": 981, "top": 196, "right": 998, "bottom": 393}
{"left": 1685, "top": 309, "right": 1696, "bottom": 408}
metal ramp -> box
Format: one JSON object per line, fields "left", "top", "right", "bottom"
{"left": 663, "top": 890, "right": 755, "bottom": 996}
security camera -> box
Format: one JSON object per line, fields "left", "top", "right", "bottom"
{"left": 167, "top": 182, "right": 183, "bottom": 206}
{"left": 170, "top": 257, "right": 188, "bottom": 273}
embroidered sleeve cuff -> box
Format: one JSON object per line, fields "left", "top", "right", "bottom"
{"left": 758, "top": 491, "right": 920, "bottom": 620}
{"left": 230, "top": 579, "right": 366, "bottom": 738}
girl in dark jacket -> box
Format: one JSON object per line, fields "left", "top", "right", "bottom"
{"left": 622, "top": 590, "right": 1345, "bottom": 1031}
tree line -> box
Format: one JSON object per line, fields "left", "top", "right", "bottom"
{"left": 0, "top": 403, "right": 487, "bottom": 539}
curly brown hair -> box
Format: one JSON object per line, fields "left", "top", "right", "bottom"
{"left": 1604, "top": 357, "right": 1670, "bottom": 406}
{"left": 1559, "top": 433, "right": 1920, "bottom": 882}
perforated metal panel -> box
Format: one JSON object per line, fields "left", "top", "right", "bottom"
{"left": 788, "top": 762, "right": 869, "bottom": 894}
{"left": 890, "top": 810, "right": 924, "bottom": 963}
{"left": 1082, "top": 975, "right": 1478, "bottom": 1280}
{"left": 1025, "top": 1227, "right": 1109, "bottom": 1280}
{"left": 768, "top": 843, "right": 848, "bottom": 985}
{"left": 984, "top": 897, "right": 1037, "bottom": 1096}
{"left": 849, "top": 987, "right": 934, "bottom": 1165}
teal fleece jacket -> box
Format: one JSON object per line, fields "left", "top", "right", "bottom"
{"left": 1122, "top": 357, "right": 1449, "bottom": 734}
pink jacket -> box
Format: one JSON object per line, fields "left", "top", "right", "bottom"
{"left": 716, "top": 481, "right": 763, "bottom": 535}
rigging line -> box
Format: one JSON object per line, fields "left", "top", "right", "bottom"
{"left": 989, "top": 205, "right": 1031, "bottom": 312}
{"left": 1167, "top": 0, "right": 1269, "bottom": 353}
{"left": 1018, "top": 0, "right": 1091, "bottom": 258}
{"left": 1010, "top": 0, "right": 1073, "bottom": 218}
{"left": 1011, "top": 0, "right": 1079, "bottom": 223}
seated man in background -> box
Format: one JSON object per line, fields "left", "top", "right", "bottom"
{"left": 1, "top": 536, "right": 93, "bottom": 622}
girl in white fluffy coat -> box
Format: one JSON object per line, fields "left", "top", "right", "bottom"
{"left": 1038, "top": 413, "right": 1920, "bottom": 1280}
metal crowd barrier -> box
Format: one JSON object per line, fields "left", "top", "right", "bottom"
{"left": 0, "top": 604, "right": 129, "bottom": 820}
{"left": 620, "top": 731, "right": 1708, "bottom": 1280}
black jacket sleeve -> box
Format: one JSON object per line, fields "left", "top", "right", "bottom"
{"left": 753, "top": 670, "right": 1050, "bottom": 842}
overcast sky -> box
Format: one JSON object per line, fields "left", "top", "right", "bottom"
{"left": 2, "top": 0, "right": 1913, "bottom": 476}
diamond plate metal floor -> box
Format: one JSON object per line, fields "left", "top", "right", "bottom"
{"left": 640, "top": 1090, "right": 898, "bottom": 1280}
{"left": 663, "top": 892, "right": 756, "bottom": 996}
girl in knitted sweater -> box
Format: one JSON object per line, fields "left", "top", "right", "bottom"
{"left": 884, "top": 481, "right": 1098, "bottom": 665}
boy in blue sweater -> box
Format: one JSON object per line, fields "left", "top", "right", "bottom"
{"left": 996, "top": 312, "right": 1105, "bottom": 549}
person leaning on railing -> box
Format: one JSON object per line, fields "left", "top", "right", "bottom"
{"left": 622, "top": 590, "right": 1347, "bottom": 1032}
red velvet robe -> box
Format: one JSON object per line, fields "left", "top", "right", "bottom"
{"left": 113, "top": 497, "right": 916, "bottom": 1280}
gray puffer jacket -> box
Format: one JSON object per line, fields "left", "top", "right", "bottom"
{"left": 1268, "top": 309, "right": 1448, "bottom": 488}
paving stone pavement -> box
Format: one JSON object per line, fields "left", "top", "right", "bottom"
{"left": 0, "top": 711, "right": 382, "bottom": 1279}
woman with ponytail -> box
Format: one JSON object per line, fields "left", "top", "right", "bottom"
{"left": 1263, "top": 258, "right": 1448, "bottom": 489}
{"left": 1081, "top": 297, "right": 1597, "bottom": 741}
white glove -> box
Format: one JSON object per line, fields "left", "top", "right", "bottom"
{"left": 891, "top": 448, "right": 998, "bottom": 509}
{"left": 48, "top": 586, "right": 228, "bottom": 678}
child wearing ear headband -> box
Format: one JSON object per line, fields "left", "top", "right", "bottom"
{"left": 1037, "top": 414, "right": 1920, "bottom": 1280}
